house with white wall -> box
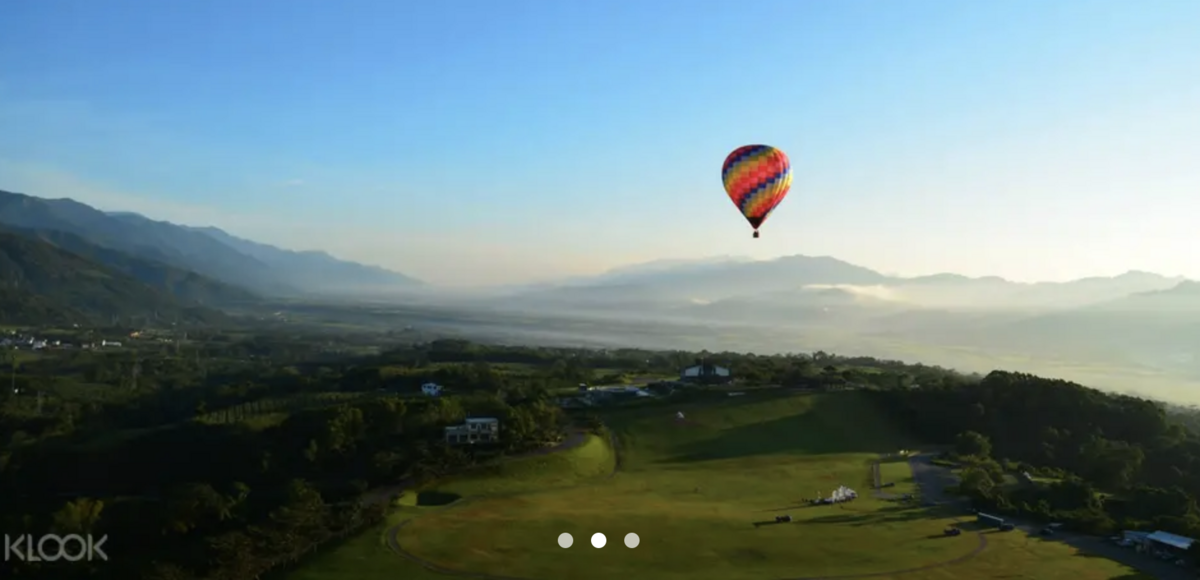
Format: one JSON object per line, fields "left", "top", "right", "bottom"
{"left": 444, "top": 417, "right": 500, "bottom": 445}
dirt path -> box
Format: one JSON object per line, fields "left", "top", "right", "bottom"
{"left": 869, "top": 457, "right": 899, "bottom": 500}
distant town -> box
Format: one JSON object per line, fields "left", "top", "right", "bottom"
{"left": 2, "top": 329, "right": 125, "bottom": 351}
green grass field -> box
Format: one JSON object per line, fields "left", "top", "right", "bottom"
{"left": 287, "top": 391, "right": 1150, "bottom": 580}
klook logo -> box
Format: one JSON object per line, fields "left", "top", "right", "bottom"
{"left": 4, "top": 534, "right": 109, "bottom": 562}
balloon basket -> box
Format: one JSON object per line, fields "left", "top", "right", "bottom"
{"left": 753, "top": 231, "right": 760, "bottom": 239}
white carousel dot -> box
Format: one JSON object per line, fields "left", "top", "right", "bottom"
{"left": 591, "top": 532, "right": 607, "bottom": 548}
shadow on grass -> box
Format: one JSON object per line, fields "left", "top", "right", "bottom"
{"left": 759, "top": 502, "right": 824, "bottom": 512}
{"left": 415, "top": 491, "right": 461, "bottom": 506}
{"left": 951, "top": 520, "right": 994, "bottom": 532}
{"left": 1061, "top": 542, "right": 1186, "bottom": 580}
{"left": 804, "top": 504, "right": 944, "bottom": 528}
{"left": 924, "top": 532, "right": 963, "bottom": 539}
{"left": 658, "top": 392, "right": 916, "bottom": 463}
{"left": 752, "top": 519, "right": 794, "bottom": 528}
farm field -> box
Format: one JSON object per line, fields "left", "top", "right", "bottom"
{"left": 289, "top": 391, "right": 1151, "bottom": 580}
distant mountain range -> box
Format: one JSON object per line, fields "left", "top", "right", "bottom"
{"left": 0, "top": 189, "right": 423, "bottom": 297}
{"left": 489, "top": 253, "right": 1189, "bottom": 314}
{"left": 475, "top": 254, "right": 1200, "bottom": 384}
{"left": 3, "top": 185, "right": 1198, "bottom": 386}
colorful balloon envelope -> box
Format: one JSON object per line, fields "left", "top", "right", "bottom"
{"left": 721, "top": 145, "right": 792, "bottom": 238}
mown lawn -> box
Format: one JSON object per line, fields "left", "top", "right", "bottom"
{"left": 289, "top": 391, "right": 1151, "bottom": 580}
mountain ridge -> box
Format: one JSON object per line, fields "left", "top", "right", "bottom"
{"left": 0, "top": 229, "right": 226, "bottom": 325}
{"left": 502, "top": 253, "right": 1189, "bottom": 312}
{"left": 0, "top": 225, "right": 258, "bottom": 306}
{"left": 0, "top": 189, "right": 422, "bottom": 295}
{"left": 182, "top": 223, "right": 423, "bottom": 292}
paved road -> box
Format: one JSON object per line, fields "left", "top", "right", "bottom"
{"left": 906, "top": 453, "right": 1190, "bottom": 580}
{"left": 907, "top": 453, "right": 962, "bottom": 507}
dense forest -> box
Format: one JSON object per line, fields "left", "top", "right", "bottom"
{"left": 3, "top": 331, "right": 1200, "bottom": 578}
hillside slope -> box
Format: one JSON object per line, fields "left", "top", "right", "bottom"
{"left": 0, "top": 189, "right": 286, "bottom": 293}
{"left": 0, "top": 189, "right": 423, "bottom": 295}
{"left": 185, "top": 224, "right": 423, "bottom": 292}
{"left": 4, "top": 226, "right": 258, "bottom": 306}
{"left": 0, "top": 230, "right": 225, "bottom": 324}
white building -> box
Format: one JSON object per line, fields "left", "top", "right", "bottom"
{"left": 445, "top": 417, "right": 500, "bottom": 445}
{"left": 420, "top": 382, "right": 443, "bottom": 396}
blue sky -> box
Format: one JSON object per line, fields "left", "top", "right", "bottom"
{"left": 2, "top": 0, "right": 1198, "bottom": 285}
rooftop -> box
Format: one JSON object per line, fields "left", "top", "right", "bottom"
{"left": 1147, "top": 530, "right": 1193, "bottom": 550}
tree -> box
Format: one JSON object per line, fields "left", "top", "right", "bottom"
{"left": 954, "top": 430, "right": 992, "bottom": 459}
{"left": 50, "top": 497, "right": 105, "bottom": 534}
{"left": 958, "top": 466, "right": 997, "bottom": 500}
{"left": 161, "top": 482, "right": 232, "bottom": 535}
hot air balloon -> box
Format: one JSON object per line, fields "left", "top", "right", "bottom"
{"left": 721, "top": 145, "right": 792, "bottom": 238}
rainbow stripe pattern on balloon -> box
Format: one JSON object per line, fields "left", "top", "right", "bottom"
{"left": 721, "top": 145, "right": 792, "bottom": 232}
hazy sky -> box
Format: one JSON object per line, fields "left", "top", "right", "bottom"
{"left": 2, "top": 0, "right": 1198, "bottom": 286}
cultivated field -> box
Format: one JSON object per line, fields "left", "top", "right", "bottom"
{"left": 287, "top": 391, "right": 1151, "bottom": 580}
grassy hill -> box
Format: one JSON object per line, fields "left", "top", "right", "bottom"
{"left": 0, "top": 229, "right": 226, "bottom": 324}
{"left": 310, "top": 391, "right": 1146, "bottom": 580}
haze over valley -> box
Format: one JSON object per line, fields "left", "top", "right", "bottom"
{"left": 3, "top": 187, "right": 1198, "bottom": 403}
